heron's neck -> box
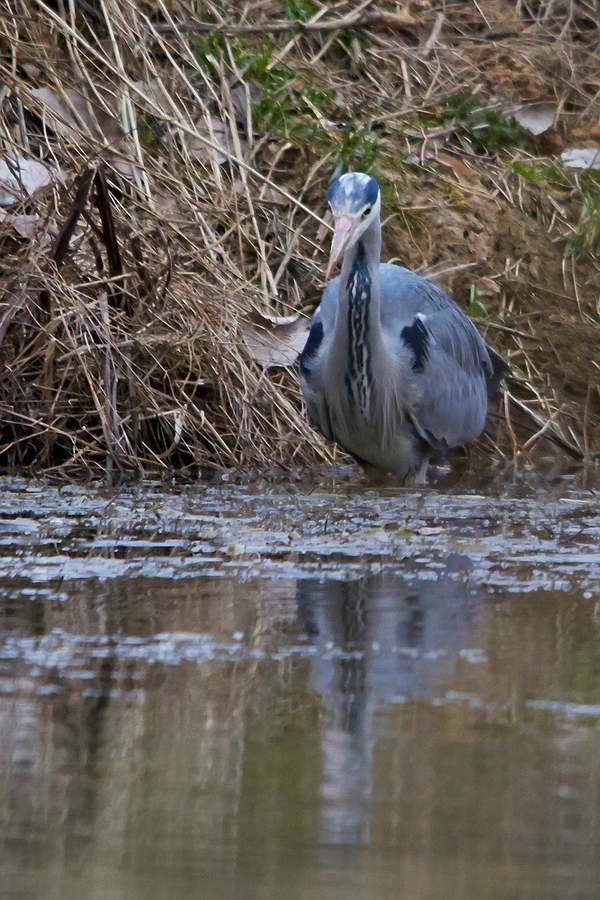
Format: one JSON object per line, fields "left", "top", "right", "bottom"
{"left": 332, "top": 219, "right": 383, "bottom": 416}
{"left": 339, "top": 216, "right": 381, "bottom": 313}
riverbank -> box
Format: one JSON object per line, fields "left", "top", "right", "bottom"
{"left": 1, "top": 1, "right": 598, "bottom": 475}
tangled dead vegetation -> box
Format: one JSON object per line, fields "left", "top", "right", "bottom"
{"left": 0, "top": 0, "right": 599, "bottom": 477}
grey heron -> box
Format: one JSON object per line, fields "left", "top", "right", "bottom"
{"left": 299, "top": 172, "right": 509, "bottom": 482}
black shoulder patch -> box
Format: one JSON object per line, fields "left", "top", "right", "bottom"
{"left": 401, "top": 317, "right": 429, "bottom": 373}
{"left": 485, "top": 344, "right": 511, "bottom": 395}
{"left": 300, "top": 320, "right": 324, "bottom": 377}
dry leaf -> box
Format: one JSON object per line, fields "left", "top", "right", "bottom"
{"left": 131, "top": 81, "right": 250, "bottom": 167}
{"left": 187, "top": 116, "right": 248, "bottom": 164}
{"left": 437, "top": 152, "right": 482, "bottom": 187}
{"left": 21, "top": 64, "right": 41, "bottom": 81}
{"left": 131, "top": 79, "right": 174, "bottom": 117}
{"left": 561, "top": 147, "right": 600, "bottom": 170}
{"left": 29, "top": 86, "right": 122, "bottom": 146}
{"left": 476, "top": 276, "right": 501, "bottom": 296}
{"left": 514, "top": 102, "right": 557, "bottom": 136}
{"left": 30, "top": 87, "right": 79, "bottom": 142}
{"left": 188, "top": 116, "right": 228, "bottom": 163}
{"left": 240, "top": 312, "right": 310, "bottom": 368}
{"left": 0, "top": 155, "right": 62, "bottom": 206}
{"left": 111, "top": 159, "right": 140, "bottom": 181}
{"left": 0, "top": 212, "right": 41, "bottom": 238}
{"left": 152, "top": 187, "right": 181, "bottom": 218}
{"left": 260, "top": 186, "right": 289, "bottom": 206}
{"left": 230, "top": 79, "right": 263, "bottom": 121}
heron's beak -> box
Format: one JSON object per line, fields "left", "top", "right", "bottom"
{"left": 325, "top": 215, "right": 358, "bottom": 280}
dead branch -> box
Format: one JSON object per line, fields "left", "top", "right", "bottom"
{"left": 158, "top": 8, "right": 419, "bottom": 39}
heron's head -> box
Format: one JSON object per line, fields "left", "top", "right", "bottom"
{"left": 325, "top": 173, "right": 381, "bottom": 279}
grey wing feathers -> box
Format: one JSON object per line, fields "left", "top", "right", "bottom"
{"left": 378, "top": 265, "right": 503, "bottom": 447}
{"left": 312, "top": 278, "right": 340, "bottom": 332}
{"left": 410, "top": 322, "right": 490, "bottom": 446}
{"left": 298, "top": 297, "right": 333, "bottom": 439}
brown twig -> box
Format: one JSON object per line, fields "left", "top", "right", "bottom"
{"left": 158, "top": 8, "right": 419, "bottom": 38}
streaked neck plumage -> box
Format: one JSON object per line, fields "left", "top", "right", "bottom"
{"left": 333, "top": 215, "right": 383, "bottom": 416}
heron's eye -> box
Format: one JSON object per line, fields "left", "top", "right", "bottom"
{"left": 362, "top": 206, "right": 372, "bottom": 218}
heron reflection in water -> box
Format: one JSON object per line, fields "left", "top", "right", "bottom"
{"left": 296, "top": 565, "right": 485, "bottom": 845}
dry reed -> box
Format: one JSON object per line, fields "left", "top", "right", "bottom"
{"left": 0, "top": 0, "right": 598, "bottom": 476}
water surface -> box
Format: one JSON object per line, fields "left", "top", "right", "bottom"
{"left": 1, "top": 473, "right": 600, "bottom": 899}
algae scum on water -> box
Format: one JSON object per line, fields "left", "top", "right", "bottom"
{"left": 0, "top": 473, "right": 597, "bottom": 587}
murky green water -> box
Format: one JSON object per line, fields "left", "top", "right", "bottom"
{"left": 1, "top": 472, "right": 600, "bottom": 899}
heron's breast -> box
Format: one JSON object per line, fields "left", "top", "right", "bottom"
{"left": 331, "top": 369, "right": 405, "bottom": 456}
{"left": 329, "top": 398, "right": 419, "bottom": 476}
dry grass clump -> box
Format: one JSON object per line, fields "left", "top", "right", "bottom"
{"left": 0, "top": 0, "right": 599, "bottom": 476}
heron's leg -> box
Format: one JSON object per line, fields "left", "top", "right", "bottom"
{"left": 427, "top": 463, "right": 452, "bottom": 484}
{"left": 361, "top": 462, "right": 390, "bottom": 485}
{"left": 402, "top": 455, "right": 430, "bottom": 487}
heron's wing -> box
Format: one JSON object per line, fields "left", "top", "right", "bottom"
{"left": 406, "top": 306, "right": 491, "bottom": 447}
{"left": 378, "top": 265, "right": 503, "bottom": 447}
{"left": 298, "top": 279, "right": 341, "bottom": 440}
